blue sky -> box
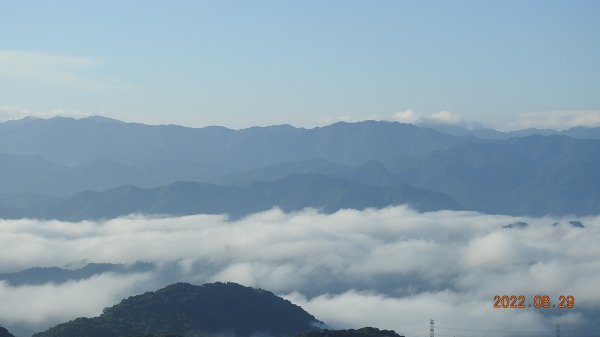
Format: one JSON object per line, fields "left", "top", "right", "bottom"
{"left": 1, "top": 0, "right": 599, "bottom": 129}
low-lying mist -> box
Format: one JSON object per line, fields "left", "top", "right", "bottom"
{"left": 0, "top": 206, "right": 598, "bottom": 337}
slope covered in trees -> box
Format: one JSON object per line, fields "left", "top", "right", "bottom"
{"left": 297, "top": 328, "right": 404, "bottom": 337}
{"left": 33, "top": 282, "right": 321, "bottom": 337}
{"left": 0, "top": 326, "right": 15, "bottom": 337}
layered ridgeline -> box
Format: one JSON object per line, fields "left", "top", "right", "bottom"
{"left": 0, "top": 116, "right": 599, "bottom": 218}
{"left": 0, "top": 262, "right": 154, "bottom": 286}
{"left": 1, "top": 175, "right": 462, "bottom": 221}
{"left": 33, "top": 282, "right": 322, "bottom": 337}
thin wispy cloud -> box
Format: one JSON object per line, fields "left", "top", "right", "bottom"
{"left": 515, "top": 111, "right": 600, "bottom": 130}
{"left": 391, "top": 109, "right": 480, "bottom": 128}
{"left": 0, "top": 273, "right": 153, "bottom": 327}
{"left": 318, "top": 110, "right": 483, "bottom": 129}
{"left": 319, "top": 110, "right": 600, "bottom": 131}
{"left": 0, "top": 51, "right": 131, "bottom": 91}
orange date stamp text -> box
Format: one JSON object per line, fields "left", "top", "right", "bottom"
{"left": 493, "top": 295, "right": 574, "bottom": 309}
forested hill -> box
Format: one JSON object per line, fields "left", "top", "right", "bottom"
{"left": 0, "top": 326, "right": 15, "bottom": 337}
{"left": 33, "top": 282, "right": 321, "bottom": 337}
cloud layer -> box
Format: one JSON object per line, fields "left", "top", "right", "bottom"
{"left": 0, "top": 207, "right": 598, "bottom": 337}
{"left": 516, "top": 110, "right": 600, "bottom": 130}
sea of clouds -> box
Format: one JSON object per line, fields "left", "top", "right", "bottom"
{"left": 0, "top": 206, "right": 598, "bottom": 337}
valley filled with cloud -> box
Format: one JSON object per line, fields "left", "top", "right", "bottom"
{"left": 3, "top": 2, "right": 599, "bottom": 337}
{"left": 1, "top": 206, "right": 597, "bottom": 337}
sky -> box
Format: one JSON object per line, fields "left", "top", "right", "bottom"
{"left": 1, "top": 207, "right": 598, "bottom": 337}
{"left": 1, "top": 0, "right": 600, "bottom": 129}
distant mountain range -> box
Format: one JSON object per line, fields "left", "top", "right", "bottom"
{"left": 0, "top": 116, "right": 598, "bottom": 219}
{"left": 0, "top": 116, "right": 461, "bottom": 168}
{"left": 0, "top": 174, "right": 462, "bottom": 221}
{"left": 33, "top": 282, "right": 322, "bottom": 337}
{"left": 388, "top": 135, "right": 600, "bottom": 215}
{"left": 422, "top": 122, "right": 600, "bottom": 139}
{"left": 0, "top": 262, "right": 154, "bottom": 286}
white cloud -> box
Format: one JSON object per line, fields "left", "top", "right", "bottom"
{"left": 317, "top": 109, "right": 597, "bottom": 132}
{"left": 314, "top": 110, "right": 600, "bottom": 132}
{"left": 0, "top": 51, "right": 97, "bottom": 74}
{"left": 318, "top": 110, "right": 482, "bottom": 129}
{"left": 0, "top": 273, "right": 154, "bottom": 327}
{"left": 284, "top": 290, "right": 558, "bottom": 337}
{"left": 430, "top": 110, "right": 462, "bottom": 124}
{"left": 390, "top": 110, "right": 422, "bottom": 124}
{"left": 515, "top": 111, "right": 600, "bottom": 130}
{"left": 0, "top": 208, "right": 598, "bottom": 336}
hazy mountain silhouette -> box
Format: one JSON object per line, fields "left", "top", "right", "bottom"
{"left": 0, "top": 262, "right": 155, "bottom": 286}
{"left": 426, "top": 123, "right": 600, "bottom": 140}
{"left": 0, "top": 117, "right": 462, "bottom": 196}
{"left": 223, "top": 159, "right": 403, "bottom": 187}
{"left": 0, "top": 153, "right": 150, "bottom": 196}
{"left": 33, "top": 282, "right": 321, "bottom": 337}
{"left": 3, "top": 174, "right": 461, "bottom": 221}
{"left": 0, "top": 117, "right": 598, "bottom": 218}
{"left": 560, "top": 126, "right": 600, "bottom": 139}
{"left": 388, "top": 135, "right": 600, "bottom": 216}
{"left": 0, "top": 117, "right": 460, "bottom": 168}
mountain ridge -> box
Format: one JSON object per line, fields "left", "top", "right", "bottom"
{"left": 0, "top": 117, "right": 462, "bottom": 167}
{"left": 0, "top": 117, "right": 598, "bottom": 218}
{"left": 0, "top": 174, "right": 462, "bottom": 221}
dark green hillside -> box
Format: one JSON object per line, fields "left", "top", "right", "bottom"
{"left": 296, "top": 327, "right": 404, "bottom": 337}
{"left": 0, "top": 326, "right": 15, "bottom": 337}
{"left": 33, "top": 282, "right": 321, "bottom": 337}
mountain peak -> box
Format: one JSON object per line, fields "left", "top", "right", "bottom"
{"left": 83, "top": 115, "right": 125, "bottom": 124}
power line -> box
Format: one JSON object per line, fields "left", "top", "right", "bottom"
{"left": 408, "top": 320, "right": 589, "bottom": 337}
